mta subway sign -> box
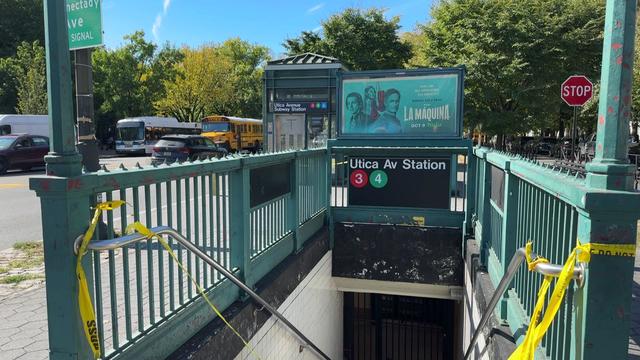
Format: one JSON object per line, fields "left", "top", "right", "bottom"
{"left": 561, "top": 75, "right": 593, "bottom": 107}
{"left": 348, "top": 157, "right": 451, "bottom": 209}
{"left": 66, "top": 0, "right": 103, "bottom": 50}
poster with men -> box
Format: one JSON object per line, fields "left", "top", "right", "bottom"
{"left": 340, "top": 69, "right": 463, "bottom": 137}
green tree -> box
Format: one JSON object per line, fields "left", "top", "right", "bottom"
{"left": 155, "top": 46, "right": 234, "bottom": 122}
{"left": 284, "top": 8, "right": 412, "bottom": 71}
{"left": 92, "top": 31, "right": 183, "bottom": 131}
{"left": 214, "top": 38, "right": 270, "bottom": 118}
{"left": 418, "top": 0, "right": 605, "bottom": 139}
{"left": 0, "top": 0, "right": 44, "bottom": 59}
{"left": 156, "top": 39, "right": 269, "bottom": 121}
{"left": 12, "top": 41, "right": 47, "bottom": 114}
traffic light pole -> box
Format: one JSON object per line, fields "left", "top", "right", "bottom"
{"left": 75, "top": 48, "right": 100, "bottom": 172}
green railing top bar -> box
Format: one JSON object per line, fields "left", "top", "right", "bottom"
{"left": 29, "top": 148, "right": 326, "bottom": 195}
{"left": 474, "top": 147, "right": 640, "bottom": 213}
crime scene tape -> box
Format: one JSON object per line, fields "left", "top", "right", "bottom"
{"left": 509, "top": 240, "right": 636, "bottom": 360}
{"left": 124, "top": 222, "right": 262, "bottom": 360}
{"left": 77, "top": 202, "right": 261, "bottom": 360}
{"left": 77, "top": 200, "right": 126, "bottom": 359}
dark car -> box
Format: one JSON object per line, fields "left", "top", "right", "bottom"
{"left": 151, "top": 135, "right": 228, "bottom": 165}
{"left": 0, "top": 134, "right": 50, "bottom": 174}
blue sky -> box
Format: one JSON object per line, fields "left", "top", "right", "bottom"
{"left": 101, "top": 0, "right": 433, "bottom": 57}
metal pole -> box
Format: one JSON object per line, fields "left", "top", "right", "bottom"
{"left": 75, "top": 48, "right": 100, "bottom": 172}
{"left": 571, "top": 106, "right": 577, "bottom": 161}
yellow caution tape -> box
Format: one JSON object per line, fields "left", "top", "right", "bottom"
{"left": 509, "top": 240, "right": 636, "bottom": 359}
{"left": 77, "top": 200, "right": 126, "bottom": 359}
{"left": 125, "top": 222, "right": 262, "bottom": 360}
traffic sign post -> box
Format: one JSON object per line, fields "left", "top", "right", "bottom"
{"left": 66, "top": 0, "right": 104, "bottom": 171}
{"left": 561, "top": 75, "right": 593, "bottom": 159}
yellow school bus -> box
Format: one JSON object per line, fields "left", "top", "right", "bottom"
{"left": 201, "top": 115, "right": 263, "bottom": 152}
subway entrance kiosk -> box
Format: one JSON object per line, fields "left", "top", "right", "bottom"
{"left": 327, "top": 68, "right": 473, "bottom": 359}
{"left": 263, "top": 53, "right": 346, "bottom": 151}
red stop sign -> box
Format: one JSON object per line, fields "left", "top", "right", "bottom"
{"left": 561, "top": 75, "right": 593, "bottom": 106}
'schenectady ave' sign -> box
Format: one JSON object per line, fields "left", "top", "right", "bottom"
{"left": 66, "top": 0, "right": 103, "bottom": 50}
{"left": 561, "top": 75, "right": 593, "bottom": 107}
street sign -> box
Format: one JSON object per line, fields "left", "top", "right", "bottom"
{"left": 561, "top": 75, "right": 593, "bottom": 106}
{"left": 66, "top": 0, "right": 103, "bottom": 50}
{"left": 348, "top": 157, "right": 451, "bottom": 209}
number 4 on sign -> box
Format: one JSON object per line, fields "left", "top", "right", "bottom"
{"left": 370, "top": 170, "right": 388, "bottom": 189}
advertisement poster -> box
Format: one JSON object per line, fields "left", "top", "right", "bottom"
{"left": 341, "top": 71, "right": 461, "bottom": 137}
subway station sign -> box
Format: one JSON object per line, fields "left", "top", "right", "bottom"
{"left": 273, "top": 101, "right": 328, "bottom": 113}
{"left": 340, "top": 68, "right": 464, "bottom": 138}
{"left": 348, "top": 157, "right": 451, "bottom": 209}
{"left": 66, "top": 0, "right": 103, "bottom": 50}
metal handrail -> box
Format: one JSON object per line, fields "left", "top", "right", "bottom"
{"left": 76, "top": 226, "right": 331, "bottom": 360}
{"left": 463, "top": 247, "right": 584, "bottom": 360}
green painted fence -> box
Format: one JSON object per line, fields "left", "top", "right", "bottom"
{"left": 31, "top": 149, "right": 328, "bottom": 359}
{"left": 473, "top": 147, "right": 640, "bottom": 359}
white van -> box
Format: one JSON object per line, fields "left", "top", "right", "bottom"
{"left": 0, "top": 115, "right": 49, "bottom": 137}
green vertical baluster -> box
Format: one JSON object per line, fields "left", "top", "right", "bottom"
{"left": 185, "top": 177, "right": 192, "bottom": 299}
{"left": 144, "top": 185, "right": 155, "bottom": 324}
{"left": 106, "top": 192, "right": 119, "bottom": 350}
{"left": 166, "top": 180, "right": 175, "bottom": 311}
{"left": 92, "top": 196, "right": 105, "bottom": 354}
{"left": 194, "top": 176, "right": 201, "bottom": 288}
{"left": 155, "top": 183, "right": 165, "bottom": 318}
{"left": 208, "top": 175, "right": 215, "bottom": 285}
{"left": 133, "top": 186, "right": 144, "bottom": 332}
{"left": 216, "top": 174, "right": 223, "bottom": 278}
{"left": 222, "top": 174, "right": 228, "bottom": 271}
{"left": 176, "top": 179, "right": 184, "bottom": 304}
{"left": 119, "top": 188, "right": 132, "bottom": 341}
{"left": 201, "top": 175, "right": 208, "bottom": 287}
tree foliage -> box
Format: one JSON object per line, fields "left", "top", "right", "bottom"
{"left": 156, "top": 38, "right": 269, "bottom": 122}
{"left": 418, "top": 0, "right": 605, "bottom": 137}
{"left": 13, "top": 41, "right": 47, "bottom": 114}
{"left": 0, "top": 0, "right": 44, "bottom": 59}
{"left": 284, "top": 8, "right": 412, "bottom": 71}
{"left": 92, "top": 31, "right": 183, "bottom": 130}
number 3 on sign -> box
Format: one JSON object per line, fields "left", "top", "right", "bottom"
{"left": 350, "top": 170, "right": 368, "bottom": 188}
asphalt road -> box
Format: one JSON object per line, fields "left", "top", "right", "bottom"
{"left": 0, "top": 155, "right": 150, "bottom": 250}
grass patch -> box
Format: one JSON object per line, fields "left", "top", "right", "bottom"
{"left": 9, "top": 242, "right": 44, "bottom": 270}
{"left": 0, "top": 274, "right": 44, "bottom": 284}
{"left": 0, "top": 267, "right": 8, "bottom": 274}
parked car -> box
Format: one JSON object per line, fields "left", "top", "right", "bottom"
{"left": 151, "top": 135, "right": 228, "bottom": 165}
{"left": 0, "top": 134, "right": 50, "bottom": 174}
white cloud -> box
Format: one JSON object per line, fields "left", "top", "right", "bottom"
{"left": 152, "top": 0, "right": 173, "bottom": 42}
{"left": 307, "top": 3, "right": 325, "bottom": 14}
{"left": 312, "top": 26, "right": 322, "bottom": 33}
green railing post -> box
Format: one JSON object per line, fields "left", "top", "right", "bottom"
{"left": 478, "top": 151, "right": 492, "bottom": 265}
{"left": 290, "top": 156, "right": 301, "bottom": 252}
{"left": 464, "top": 149, "right": 477, "bottom": 237}
{"left": 585, "top": 0, "right": 636, "bottom": 191}
{"left": 499, "top": 160, "right": 519, "bottom": 320}
{"left": 230, "top": 164, "right": 252, "bottom": 287}
{"left": 577, "top": 0, "right": 638, "bottom": 358}
{"left": 572, "top": 209, "right": 637, "bottom": 360}
{"left": 28, "top": 2, "right": 92, "bottom": 359}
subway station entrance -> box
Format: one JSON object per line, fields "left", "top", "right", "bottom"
{"left": 344, "top": 293, "right": 456, "bottom": 360}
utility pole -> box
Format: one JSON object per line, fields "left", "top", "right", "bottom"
{"left": 75, "top": 48, "right": 100, "bottom": 172}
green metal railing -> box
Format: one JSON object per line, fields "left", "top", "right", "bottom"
{"left": 32, "top": 149, "right": 328, "bottom": 359}
{"left": 472, "top": 147, "right": 638, "bottom": 359}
